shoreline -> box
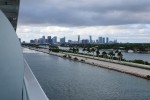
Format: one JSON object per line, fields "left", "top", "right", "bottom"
{"left": 25, "top": 47, "right": 150, "bottom": 80}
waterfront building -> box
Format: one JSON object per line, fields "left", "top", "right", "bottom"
{"left": 30, "top": 40, "right": 34, "bottom": 44}
{"left": 22, "top": 41, "right": 26, "bottom": 44}
{"left": 68, "top": 40, "right": 72, "bottom": 44}
{"left": 38, "top": 38, "right": 43, "bottom": 44}
{"left": 98, "top": 37, "right": 103, "bottom": 44}
{"left": 47, "top": 36, "right": 52, "bottom": 44}
{"left": 82, "top": 39, "right": 89, "bottom": 44}
{"left": 102, "top": 37, "right": 105, "bottom": 44}
{"left": 114, "top": 39, "right": 117, "bottom": 43}
{"left": 96, "top": 40, "right": 99, "bottom": 43}
{"left": 106, "top": 37, "right": 109, "bottom": 43}
{"left": 71, "top": 41, "right": 78, "bottom": 44}
{"left": 78, "top": 35, "right": 80, "bottom": 43}
{"left": 45, "top": 39, "right": 48, "bottom": 44}
{"left": 34, "top": 39, "right": 38, "bottom": 44}
{"left": 60, "top": 37, "right": 66, "bottom": 44}
{"left": 89, "top": 35, "right": 92, "bottom": 43}
{"left": 42, "top": 36, "right": 46, "bottom": 44}
{"left": 52, "top": 36, "right": 57, "bottom": 44}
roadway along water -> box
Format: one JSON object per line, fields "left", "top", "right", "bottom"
{"left": 23, "top": 48, "right": 150, "bottom": 100}
{"left": 59, "top": 46, "right": 150, "bottom": 62}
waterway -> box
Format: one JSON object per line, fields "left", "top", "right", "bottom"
{"left": 23, "top": 48, "right": 150, "bottom": 100}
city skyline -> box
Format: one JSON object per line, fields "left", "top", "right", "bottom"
{"left": 17, "top": 0, "right": 150, "bottom": 43}
{"left": 28, "top": 35, "right": 118, "bottom": 45}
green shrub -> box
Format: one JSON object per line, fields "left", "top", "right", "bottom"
{"left": 74, "top": 57, "right": 78, "bottom": 61}
{"left": 99, "top": 55, "right": 103, "bottom": 58}
{"left": 68, "top": 55, "right": 72, "bottom": 59}
{"left": 63, "top": 55, "right": 67, "bottom": 58}
{"left": 145, "top": 61, "right": 149, "bottom": 65}
{"left": 146, "top": 75, "right": 150, "bottom": 79}
{"left": 113, "top": 57, "right": 118, "bottom": 60}
{"left": 79, "top": 53, "right": 84, "bottom": 55}
{"left": 81, "top": 59, "right": 85, "bottom": 62}
{"left": 133, "top": 60, "right": 145, "bottom": 64}
{"left": 51, "top": 48, "right": 60, "bottom": 52}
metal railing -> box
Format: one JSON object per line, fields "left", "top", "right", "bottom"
{"left": 23, "top": 60, "right": 49, "bottom": 100}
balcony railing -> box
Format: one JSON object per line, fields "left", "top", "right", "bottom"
{"left": 23, "top": 60, "right": 49, "bottom": 100}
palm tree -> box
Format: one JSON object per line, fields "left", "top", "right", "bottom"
{"left": 87, "top": 47, "right": 91, "bottom": 55}
{"left": 76, "top": 48, "right": 79, "bottom": 54}
{"left": 115, "top": 49, "right": 119, "bottom": 53}
{"left": 102, "top": 51, "right": 107, "bottom": 59}
{"left": 48, "top": 45, "right": 51, "bottom": 53}
{"left": 108, "top": 51, "right": 114, "bottom": 60}
{"left": 82, "top": 48, "right": 86, "bottom": 54}
{"left": 69, "top": 48, "right": 73, "bottom": 52}
{"left": 91, "top": 47, "right": 95, "bottom": 57}
{"left": 73, "top": 47, "right": 76, "bottom": 53}
{"left": 117, "top": 52, "right": 123, "bottom": 61}
{"left": 96, "top": 49, "right": 100, "bottom": 57}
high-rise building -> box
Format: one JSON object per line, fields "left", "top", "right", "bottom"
{"left": 38, "top": 38, "right": 42, "bottom": 44}
{"left": 98, "top": 37, "right": 103, "bottom": 44}
{"left": 42, "top": 36, "right": 46, "bottom": 44}
{"left": 60, "top": 37, "right": 66, "bottom": 44}
{"left": 22, "top": 41, "right": 26, "bottom": 44}
{"left": 34, "top": 39, "right": 38, "bottom": 44}
{"left": 68, "top": 40, "right": 72, "bottom": 44}
{"left": 96, "top": 40, "right": 99, "bottom": 43}
{"left": 45, "top": 39, "right": 48, "bottom": 44}
{"left": 102, "top": 37, "right": 105, "bottom": 44}
{"left": 47, "top": 36, "right": 52, "bottom": 44}
{"left": 89, "top": 35, "right": 92, "bottom": 43}
{"left": 52, "top": 36, "right": 57, "bottom": 44}
{"left": 106, "top": 37, "right": 109, "bottom": 44}
{"left": 82, "top": 39, "right": 89, "bottom": 44}
{"left": 78, "top": 35, "right": 80, "bottom": 43}
{"left": 30, "top": 40, "right": 35, "bottom": 44}
{"left": 114, "top": 39, "right": 117, "bottom": 43}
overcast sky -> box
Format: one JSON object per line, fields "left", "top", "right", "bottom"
{"left": 17, "top": 0, "right": 150, "bottom": 43}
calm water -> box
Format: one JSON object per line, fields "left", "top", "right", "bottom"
{"left": 23, "top": 48, "right": 150, "bottom": 100}
{"left": 122, "top": 52, "right": 150, "bottom": 62}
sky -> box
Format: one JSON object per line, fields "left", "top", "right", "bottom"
{"left": 17, "top": 0, "right": 150, "bottom": 43}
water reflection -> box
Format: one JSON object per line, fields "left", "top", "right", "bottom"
{"left": 23, "top": 49, "right": 150, "bottom": 100}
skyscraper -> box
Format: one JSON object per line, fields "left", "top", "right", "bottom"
{"left": 52, "top": 36, "right": 57, "bottom": 44}
{"left": 78, "top": 35, "right": 80, "bottom": 43}
{"left": 82, "top": 39, "right": 89, "bottom": 44}
{"left": 98, "top": 37, "right": 103, "bottom": 44}
{"left": 42, "top": 36, "right": 46, "bottom": 44}
{"left": 47, "top": 36, "right": 52, "bottom": 44}
{"left": 89, "top": 35, "right": 92, "bottom": 43}
{"left": 60, "top": 37, "right": 66, "bottom": 44}
{"left": 102, "top": 37, "right": 105, "bottom": 44}
{"left": 106, "top": 37, "right": 109, "bottom": 43}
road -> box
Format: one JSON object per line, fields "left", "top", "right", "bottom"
{"left": 27, "top": 47, "right": 150, "bottom": 80}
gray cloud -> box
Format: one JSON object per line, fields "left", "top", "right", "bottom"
{"left": 18, "top": 0, "right": 150, "bottom": 26}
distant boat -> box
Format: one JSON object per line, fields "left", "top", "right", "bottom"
{"left": 128, "top": 50, "right": 134, "bottom": 53}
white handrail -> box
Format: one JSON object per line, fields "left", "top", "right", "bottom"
{"left": 24, "top": 60, "right": 49, "bottom": 100}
